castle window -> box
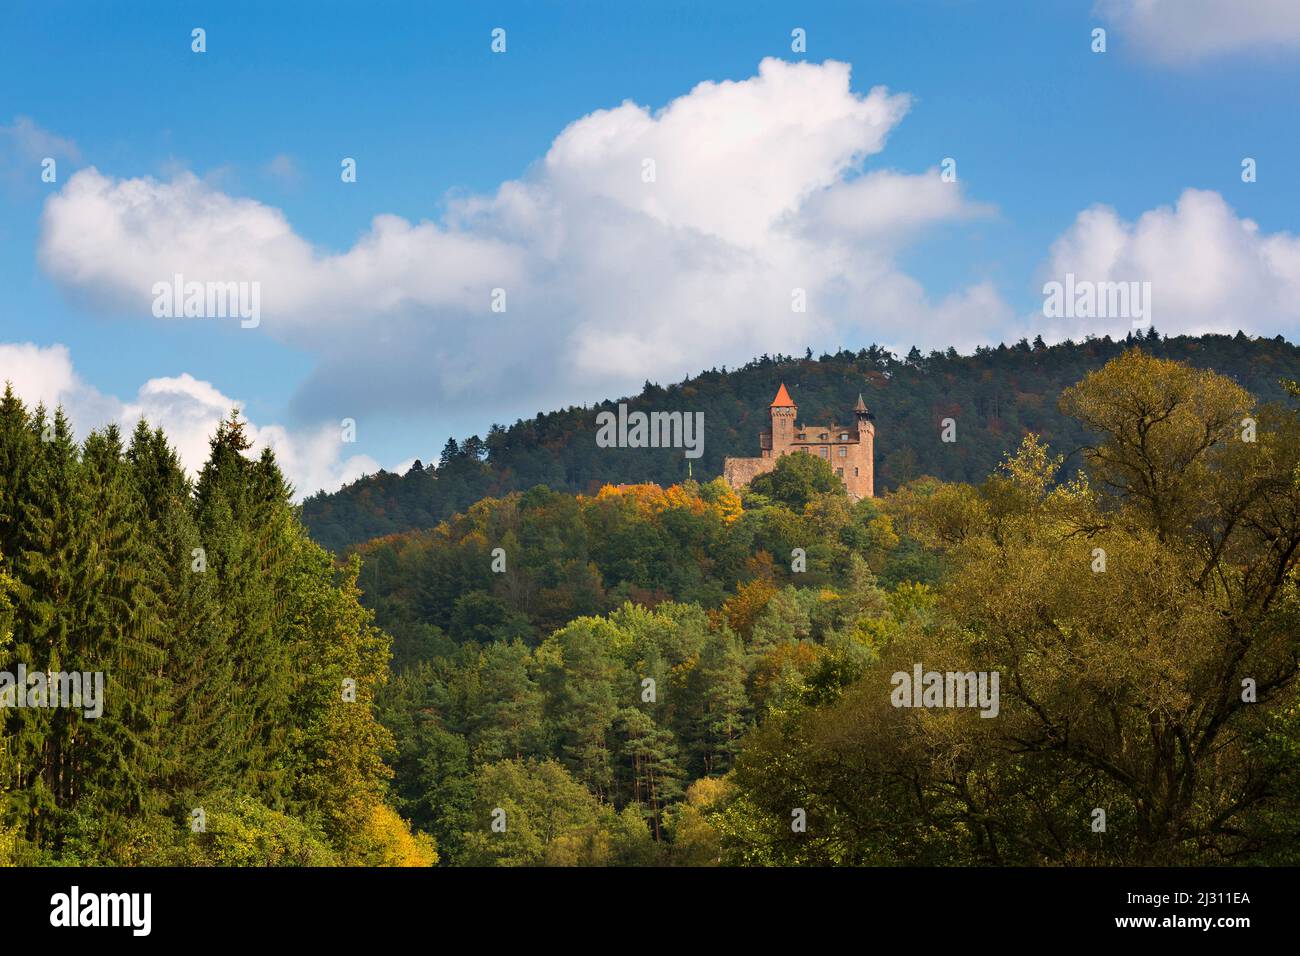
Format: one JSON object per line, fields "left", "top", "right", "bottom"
{"left": 838, "top": 446, "right": 847, "bottom": 457}
{"left": 854, "top": 467, "right": 859, "bottom": 476}
{"left": 797, "top": 433, "right": 806, "bottom": 441}
{"left": 820, "top": 432, "right": 828, "bottom": 440}
{"left": 836, "top": 468, "right": 843, "bottom": 476}
{"left": 820, "top": 447, "right": 828, "bottom": 458}
{"left": 839, "top": 432, "right": 849, "bottom": 440}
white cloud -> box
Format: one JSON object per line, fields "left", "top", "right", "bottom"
{"left": 796, "top": 168, "right": 993, "bottom": 245}
{"left": 0, "top": 342, "right": 117, "bottom": 424}
{"left": 1096, "top": 0, "right": 1300, "bottom": 61}
{"left": 0, "top": 343, "right": 381, "bottom": 499}
{"left": 37, "top": 58, "right": 1004, "bottom": 421}
{"left": 1037, "top": 188, "right": 1300, "bottom": 340}
{"left": 0, "top": 116, "right": 79, "bottom": 189}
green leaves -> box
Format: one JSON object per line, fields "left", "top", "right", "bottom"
{"left": 0, "top": 394, "right": 427, "bottom": 866}
{"left": 747, "top": 449, "right": 845, "bottom": 511}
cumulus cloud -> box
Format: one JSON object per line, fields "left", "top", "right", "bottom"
{"left": 1037, "top": 188, "right": 1300, "bottom": 340}
{"left": 0, "top": 342, "right": 116, "bottom": 423}
{"left": 0, "top": 343, "right": 381, "bottom": 499}
{"left": 1096, "top": 0, "right": 1300, "bottom": 61}
{"left": 37, "top": 58, "right": 1004, "bottom": 422}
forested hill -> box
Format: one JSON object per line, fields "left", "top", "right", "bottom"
{"left": 302, "top": 330, "right": 1300, "bottom": 551}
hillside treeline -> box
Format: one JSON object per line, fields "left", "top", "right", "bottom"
{"left": 303, "top": 331, "right": 1300, "bottom": 551}
{"left": 367, "top": 351, "right": 1300, "bottom": 864}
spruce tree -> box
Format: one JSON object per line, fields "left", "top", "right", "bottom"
{"left": 194, "top": 413, "right": 293, "bottom": 802}
{"left": 71, "top": 425, "right": 168, "bottom": 842}
{"left": 126, "top": 422, "right": 236, "bottom": 806}
{"left": 8, "top": 405, "right": 79, "bottom": 845}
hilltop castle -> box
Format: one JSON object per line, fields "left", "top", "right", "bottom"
{"left": 722, "top": 384, "right": 875, "bottom": 499}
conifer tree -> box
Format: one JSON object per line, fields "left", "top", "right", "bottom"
{"left": 465, "top": 640, "right": 544, "bottom": 763}
{"left": 0, "top": 386, "right": 40, "bottom": 562}
{"left": 194, "top": 413, "right": 293, "bottom": 801}
{"left": 615, "top": 707, "right": 683, "bottom": 838}
{"left": 8, "top": 405, "right": 79, "bottom": 844}
{"left": 283, "top": 545, "right": 395, "bottom": 861}
{"left": 683, "top": 632, "right": 749, "bottom": 776}
{"left": 72, "top": 425, "right": 168, "bottom": 838}
{"left": 126, "top": 422, "right": 235, "bottom": 804}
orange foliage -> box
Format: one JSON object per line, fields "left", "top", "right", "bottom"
{"left": 749, "top": 641, "right": 822, "bottom": 706}
{"left": 590, "top": 481, "right": 738, "bottom": 524}
{"left": 720, "top": 578, "right": 778, "bottom": 640}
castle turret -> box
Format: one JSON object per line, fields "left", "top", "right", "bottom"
{"left": 851, "top": 393, "right": 875, "bottom": 498}
{"left": 769, "top": 383, "right": 797, "bottom": 454}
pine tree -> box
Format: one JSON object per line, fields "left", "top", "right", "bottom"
{"left": 71, "top": 425, "right": 168, "bottom": 840}
{"left": 683, "top": 632, "right": 749, "bottom": 776}
{"left": 542, "top": 620, "right": 621, "bottom": 801}
{"left": 615, "top": 707, "right": 683, "bottom": 839}
{"left": 194, "top": 413, "right": 293, "bottom": 802}
{"left": 0, "top": 386, "right": 40, "bottom": 562}
{"left": 126, "top": 422, "right": 236, "bottom": 805}
{"left": 465, "top": 640, "right": 543, "bottom": 763}
{"left": 0, "top": 548, "right": 18, "bottom": 862}
{"left": 8, "top": 405, "right": 80, "bottom": 845}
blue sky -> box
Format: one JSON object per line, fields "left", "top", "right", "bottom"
{"left": 3, "top": 0, "right": 1300, "bottom": 495}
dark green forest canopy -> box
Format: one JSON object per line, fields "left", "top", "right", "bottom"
{"left": 302, "top": 331, "right": 1300, "bottom": 551}
{"left": 4, "top": 344, "right": 1300, "bottom": 868}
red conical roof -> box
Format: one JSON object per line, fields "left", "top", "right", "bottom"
{"left": 770, "top": 383, "right": 796, "bottom": 407}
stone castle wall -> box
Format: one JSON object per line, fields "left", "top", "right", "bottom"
{"left": 722, "top": 456, "right": 778, "bottom": 489}
{"left": 842, "top": 421, "right": 874, "bottom": 499}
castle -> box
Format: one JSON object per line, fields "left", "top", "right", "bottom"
{"left": 722, "top": 384, "right": 875, "bottom": 499}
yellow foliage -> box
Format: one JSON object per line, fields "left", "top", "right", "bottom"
{"left": 593, "top": 482, "right": 670, "bottom": 518}
{"left": 706, "top": 482, "right": 744, "bottom": 524}
{"left": 353, "top": 803, "right": 439, "bottom": 867}
{"left": 0, "top": 823, "right": 16, "bottom": 867}
{"left": 685, "top": 775, "right": 732, "bottom": 809}
{"left": 665, "top": 777, "right": 733, "bottom": 866}
{"left": 591, "top": 480, "right": 743, "bottom": 526}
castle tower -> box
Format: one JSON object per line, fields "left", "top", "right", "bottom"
{"left": 769, "top": 383, "right": 797, "bottom": 454}
{"left": 850, "top": 393, "right": 875, "bottom": 499}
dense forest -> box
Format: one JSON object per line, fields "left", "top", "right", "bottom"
{"left": 303, "top": 331, "right": 1300, "bottom": 552}
{"left": 4, "top": 343, "right": 1300, "bottom": 866}
{"left": 360, "top": 348, "right": 1300, "bottom": 865}
{"left": 368, "top": 469, "right": 930, "bottom": 863}
{"left": 0, "top": 393, "right": 435, "bottom": 865}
